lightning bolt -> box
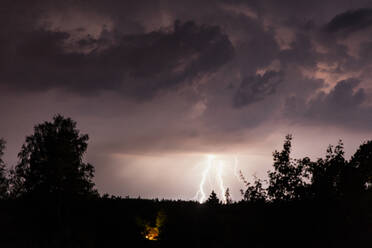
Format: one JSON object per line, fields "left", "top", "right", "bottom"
{"left": 195, "top": 154, "right": 231, "bottom": 203}
{"left": 194, "top": 155, "right": 214, "bottom": 203}
{"left": 216, "top": 160, "right": 226, "bottom": 203}
{"left": 194, "top": 154, "right": 246, "bottom": 203}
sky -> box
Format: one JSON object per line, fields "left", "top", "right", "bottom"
{"left": 1, "top": 0, "right": 372, "bottom": 201}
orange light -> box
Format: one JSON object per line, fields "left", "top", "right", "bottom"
{"left": 142, "top": 211, "right": 165, "bottom": 241}
{"left": 144, "top": 226, "right": 159, "bottom": 240}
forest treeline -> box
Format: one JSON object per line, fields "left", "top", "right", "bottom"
{"left": 0, "top": 115, "right": 372, "bottom": 247}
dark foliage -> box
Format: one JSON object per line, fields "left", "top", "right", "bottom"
{"left": 308, "top": 140, "right": 347, "bottom": 199}
{"left": 224, "top": 187, "right": 232, "bottom": 204}
{"left": 347, "top": 140, "right": 372, "bottom": 195}
{"left": 0, "top": 138, "right": 8, "bottom": 199}
{"left": 240, "top": 172, "right": 267, "bottom": 203}
{"left": 13, "top": 115, "right": 97, "bottom": 199}
{"left": 267, "top": 134, "right": 310, "bottom": 201}
{"left": 205, "top": 190, "right": 220, "bottom": 206}
{"left": 0, "top": 196, "right": 371, "bottom": 248}
{"left": 0, "top": 117, "right": 372, "bottom": 247}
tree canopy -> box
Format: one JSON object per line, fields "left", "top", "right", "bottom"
{"left": 266, "top": 135, "right": 310, "bottom": 201}
{"left": 0, "top": 139, "right": 8, "bottom": 199}
{"left": 205, "top": 190, "right": 220, "bottom": 206}
{"left": 14, "top": 114, "right": 97, "bottom": 199}
{"left": 240, "top": 135, "right": 372, "bottom": 203}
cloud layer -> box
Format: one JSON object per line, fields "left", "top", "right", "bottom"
{"left": 1, "top": 0, "right": 372, "bottom": 198}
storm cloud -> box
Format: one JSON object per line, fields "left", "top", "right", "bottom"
{"left": 325, "top": 8, "right": 372, "bottom": 34}
{"left": 1, "top": 0, "right": 372, "bottom": 199}
{"left": 0, "top": 19, "right": 234, "bottom": 99}
{"left": 285, "top": 78, "right": 372, "bottom": 129}
{"left": 233, "top": 71, "right": 282, "bottom": 108}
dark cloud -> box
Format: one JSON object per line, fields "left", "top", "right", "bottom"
{"left": 279, "top": 33, "right": 318, "bottom": 68}
{"left": 0, "top": 20, "right": 234, "bottom": 99}
{"left": 309, "top": 78, "right": 365, "bottom": 112}
{"left": 358, "top": 41, "right": 372, "bottom": 65}
{"left": 219, "top": 13, "right": 280, "bottom": 74}
{"left": 285, "top": 78, "right": 372, "bottom": 129}
{"left": 233, "top": 70, "right": 282, "bottom": 108}
{"left": 325, "top": 8, "right": 372, "bottom": 34}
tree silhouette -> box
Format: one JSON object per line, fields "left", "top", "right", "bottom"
{"left": 309, "top": 140, "right": 346, "bottom": 199}
{"left": 267, "top": 135, "right": 310, "bottom": 201}
{"left": 225, "top": 187, "right": 232, "bottom": 204}
{"left": 0, "top": 138, "right": 8, "bottom": 199}
{"left": 205, "top": 190, "right": 220, "bottom": 206}
{"left": 344, "top": 140, "right": 372, "bottom": 196}
{"left": 240, "top": 174, "right": 267, "bottom": 203}
{"left": 14, "top": 115, "right": 97, "bottom": 199}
